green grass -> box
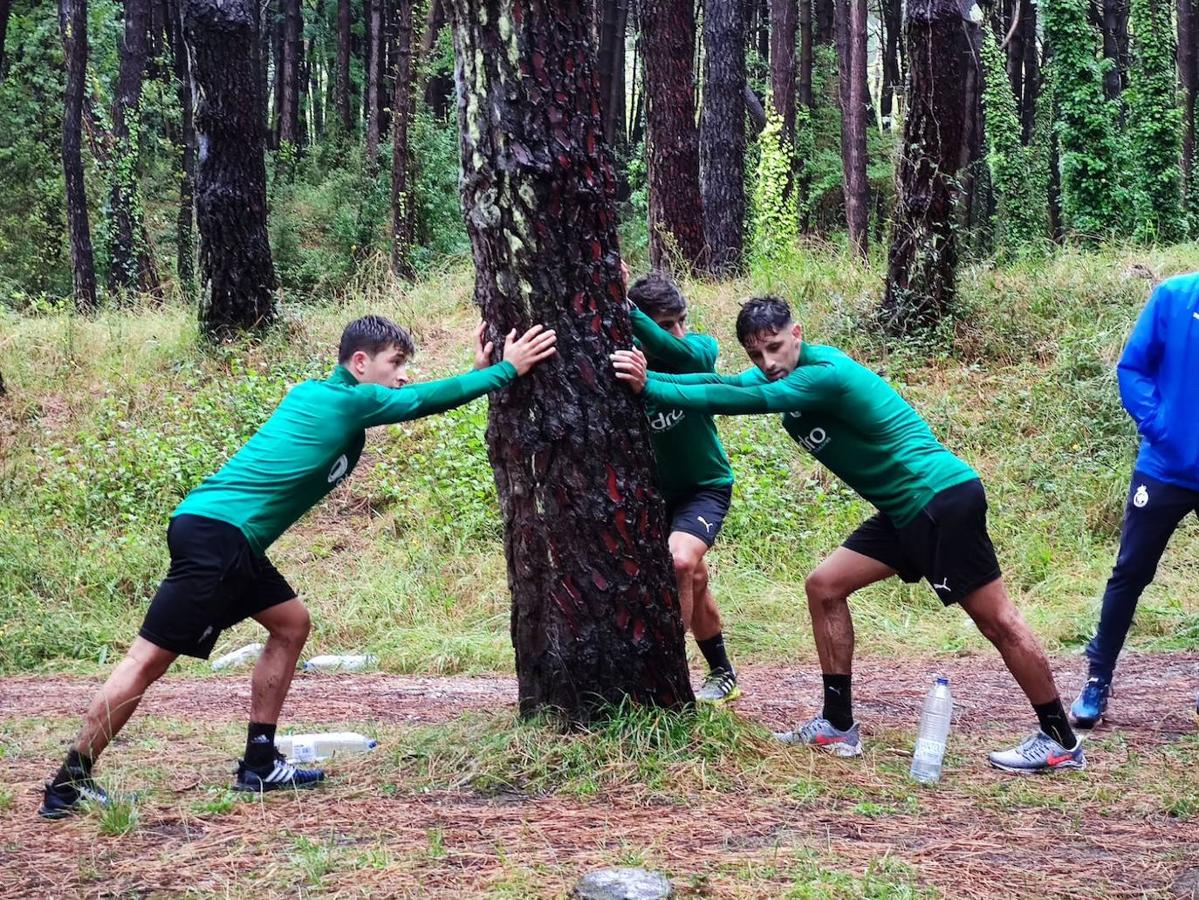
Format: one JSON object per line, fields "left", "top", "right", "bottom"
{"left": 1, "top": 243, "right": 1198, "bottom": 673}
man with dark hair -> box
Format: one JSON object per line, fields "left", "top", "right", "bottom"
{"left": 613, "top": 296, "right": 1085, "bottom": 772}
{"left": 39, "top": 317, "right": 556, "bottom": 818}
{"left": 1070, "top": 273, "right": 1199, "bottom": 728}
{"left": 625, "top": 271, "right": 740, "bottom": 704}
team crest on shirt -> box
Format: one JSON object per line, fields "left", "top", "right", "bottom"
{"left": 327, "top": 454, "right": 349, "bottom": 484}
{"left": 1133, "top": 484, "right": 1149, "bottom": 508}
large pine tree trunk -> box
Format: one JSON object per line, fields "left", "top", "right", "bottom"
{"left": 1097, "top": 0, "right": 1129, "bottom": 101}
{"left": 423, "top": 0, "right": 454, "bottom": 117}
{"left": 881, "top": 0, "right": 978, "bottom": 334}
{"left": 270, "top": 0, "right": 283, "bottom": 147}
{"left": 59, "top": 0, "right": 98, "bottom": 313}
{"left": 835, "top": 0, "right": 868, "bottom": 256}
{"left": 279, "top": 0, "right": 302, "bottom": 145}
{"left": 185, "top": 0, "right": 278, "bottom": 337}
{"left": 1181, "top": 0, "right": 1197, "bottom": 213}
{"left": 166, "top": 0, "right": 196, "bottom": 295}
{"left": 701, "top": 0, "right": 746, "bottom": 274}
{"left": 642, "top": 0, "right": 706, "bottom": 271}
{"left": 110, "top": 0, "right": 161, "bottom": 297}
{"left": 813, "top": 0, "right": 834, "bottom": 43}
{"left": 1020, "top": 0, "right": 1040, "bottom": 143}
{"left": 449, "top": 0, "right": 693, "bottom": 722}
{"left": 391, "top": 0, "right": 418, "bottom": 276}
{"left": 770, "top": 0, "right": 798, "bottom": 136}
{"left": 0, "top": 0, "right": 13, "bottom": 78}
{"left": 336, "top": 0, "right": 352, "bottom": 132}
{"left": 366, "top": 0, "right": 384, "bottom": 166}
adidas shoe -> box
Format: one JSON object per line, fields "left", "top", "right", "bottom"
{"left": 234, "top": 752, "right": 326, "bottom": 793}
{"left": 987, "top": 731, "right": 1086, "bottom": 774}
{"left": 774, "top": 716, "right": 863, "bottom": 757}
{"left": 696, "top": 669, "right": 741, "bottom": 705}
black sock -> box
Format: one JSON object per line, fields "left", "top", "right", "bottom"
{"left": 1034, "top": 699, "right": 1077, "bottom": 749}
{"left": 696, "top": 633, "right": 733, "bottom": 675}
{"left": 52, "top": 748, "right": 93, "bottom": 787}
{"left": 821, "top": 674, "right": 854, "bottom": 731}
{"left": 244, "top": 722, "right": 278, "bottom": 769}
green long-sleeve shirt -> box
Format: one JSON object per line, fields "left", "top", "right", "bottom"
{"left": 643, "top": 343, "right": 976, "bottom": 526}
{"left": 629, "top": 307, "right": 735, "bottom": 501}
{"left": 175, "top": 362, "right": 516, "bottom": 553}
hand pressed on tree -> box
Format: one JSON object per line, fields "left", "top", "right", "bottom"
{"left": 611, "top": 347, "right": 648, "bottom": 394}
{"left": 503, "top": 325, "right": 558, "bottom": 376}
{"left": 472, "top": 321, "right": 496, "bottom": 370}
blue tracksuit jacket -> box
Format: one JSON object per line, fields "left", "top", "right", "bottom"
{"left": 1117, "top": 272, "right": 1199, "bottom": 491}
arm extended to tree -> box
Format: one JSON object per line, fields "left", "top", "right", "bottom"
{"left": 628, "top": 306, "right": 716, "bottom": 372}
{"left": 642, "top": 366, "right": 834, "bottom": 415}
{"left": 357, "top": 362, "right": 516, "bottom": 427}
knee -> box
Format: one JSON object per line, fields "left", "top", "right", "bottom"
{"left": 124, "top": 648, "right": 172, "bottom": 686}
{"left": 672, "top": 551, "right": 697, "bottom": 583}
{"left": 972, "top": 606, "right": 1022, "bottom": 646}
{"left": 269, "top": 603, "right": 311, "bottom": 645}
{"left": 805, "top": 569, "right": 846, "bottom": 606}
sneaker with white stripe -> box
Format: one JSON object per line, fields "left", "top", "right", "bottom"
{"left": 234, "top": 752, "right": 326, "bottom": 793}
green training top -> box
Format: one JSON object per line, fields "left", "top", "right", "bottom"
{"left": 643, "top": 343, "right": 976, "bottom": 526}
{"left": 175, "top": 362, "right": 517, "bottom": 553}
{"left": 629, "top": 306, "right": 735, "bottom": 501}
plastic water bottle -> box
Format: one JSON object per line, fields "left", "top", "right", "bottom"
{"left": 275, "top": 732, "right": 379, "bottom": 763}
{"left": 302, "top": 654, "right": 378, "bottom": 673}
{"left": 910, "top": 675, "right": 953, "bottom": 784}
{"left": 211, "top": 643, "right": 263, "bottom": 671}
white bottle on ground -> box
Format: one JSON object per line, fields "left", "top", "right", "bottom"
{"left": 302, "top": 654, "right": 378, "bottom": 673}
{"left": 275, "top": 732, "right": 379, "bottom": 763}
{"left": 910, "top": 675, "right": 953, "bottom": 784}
{"left": 211, "top": 643, "right": 264, "bottom": 671}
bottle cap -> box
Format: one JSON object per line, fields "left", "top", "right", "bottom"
{"left": 935, "top": 675, "right": 949, "bottom": 685}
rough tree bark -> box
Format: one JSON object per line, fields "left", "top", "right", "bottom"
{"left": 59, "top": 0, "right": 98, "bottom": 313}
{"left": 771, "top": 0, "right": 798, "bottom": 136}
{"left": 336, "top": 0, "right": 352, "bottom": 131}
{"left": 391, "top": 0, "right": 419, "bottom": 276}
{"left": 449, "top": 0, "right": 693, "bottom": 721}
{"left": 110, "top": 0, "right": 161, "bottom": 297}
{"left": 1096, "top": 0, "right": 1129, "bottom": 101}
{"left": 701, "top": 0, "right": 746, "bottom": 274}
{"left": 166, "top": 0, "right": 195, "bottom": 295}
{"left": 835, "top": 0, "right": 869, "bottom": 256}
{"left": 881, "top": 0, "right": 979, "bottom": 334}
{"left": 366, "top": 0, "right": 384, "bottom": 166}
{"left": 0, "top": 0, "right": 12, "bottom": 78}
{"left": 184, "top": 0, "right": 278, "bottom": 337}
{"left": 279, "top": 0, "right": 302, "bottom": 144}
{"left": 642, "top": 0, "right": 706, "bottom": 270}
{"left": 596, "top": 0, "right": 628, "bottom": 149}
{"left": 1181, "top": 0, "right": 1197, "bottom": 211}
{"left": 1020, "top": 0, "right": 1040, "bottom": 143}
{"left": 798, "top": 0, "right": 813, "bottom": 108}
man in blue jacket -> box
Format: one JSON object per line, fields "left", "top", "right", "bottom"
{"left": 1071, "top": 273, "right": 1199, "bottom": 727}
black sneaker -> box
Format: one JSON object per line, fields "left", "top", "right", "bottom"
{"left": 39, "top": 769, "right": 111, "bottom": 820}
{"left": 233, "top": 752, "right": 326, "bottom": 793}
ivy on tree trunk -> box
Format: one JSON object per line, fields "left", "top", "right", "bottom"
{"left": 449, "top": 0, "right": 693, "bottom": 722}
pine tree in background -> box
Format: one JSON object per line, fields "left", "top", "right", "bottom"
{"left": 1125, "top": 0, "right": 1185, "bottom": 242}
{"left": 1042, "top": 0, "right": 1129, "bottom": 239}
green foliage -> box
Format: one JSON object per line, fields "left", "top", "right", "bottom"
{"left": 1125, "top": 0, "right": 1186, "bottom": 243}
{"left": 751, "top": 108, "right": 800, "bottom": 264}
{"left": 1042, "top": 0, "right": 1131, "bottom": 240}
{"left": 980, "top": 31, "right": 1048, "bottom": 257}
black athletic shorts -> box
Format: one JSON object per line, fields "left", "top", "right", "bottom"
{"left": 139, "top": 514, "right": 296, "bottom": 659}
{"left": 841, "top": 479, "right": 1001, "bottom": 606}
{"left": 665, "top": 484, "right": 733, "bottom": 548}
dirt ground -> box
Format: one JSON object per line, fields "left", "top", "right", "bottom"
{"left": 2, "top": 652, "right": 1197, "bottom": 898}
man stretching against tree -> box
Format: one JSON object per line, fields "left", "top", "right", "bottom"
{"left": 613, "top": 296, "right": 1084, "bottom": 772}
{"left": 40, "top": 316, "right": 556, "bottom": 818}
{"left": 1070, "top": 272, "right": 1199, "bottom": 727}
{"left": 626, "top": 272, "right": 740, "bottom": 704}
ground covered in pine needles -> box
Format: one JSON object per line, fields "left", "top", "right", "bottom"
{"left": 2, "top": 653, "right": 1196, "bottom": 898}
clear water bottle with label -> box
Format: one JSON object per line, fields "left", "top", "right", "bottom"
{"left": 302, "top": 654, "right": 378, "bottom": 673}
{"left": 275, "top": 732, "right": 379, "bottom": 763}
{"left": 211, "top": 643, "right": 264, "bottom": 671}
{"left": 910, "top": 675, "right": 953, "bottom": 784}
